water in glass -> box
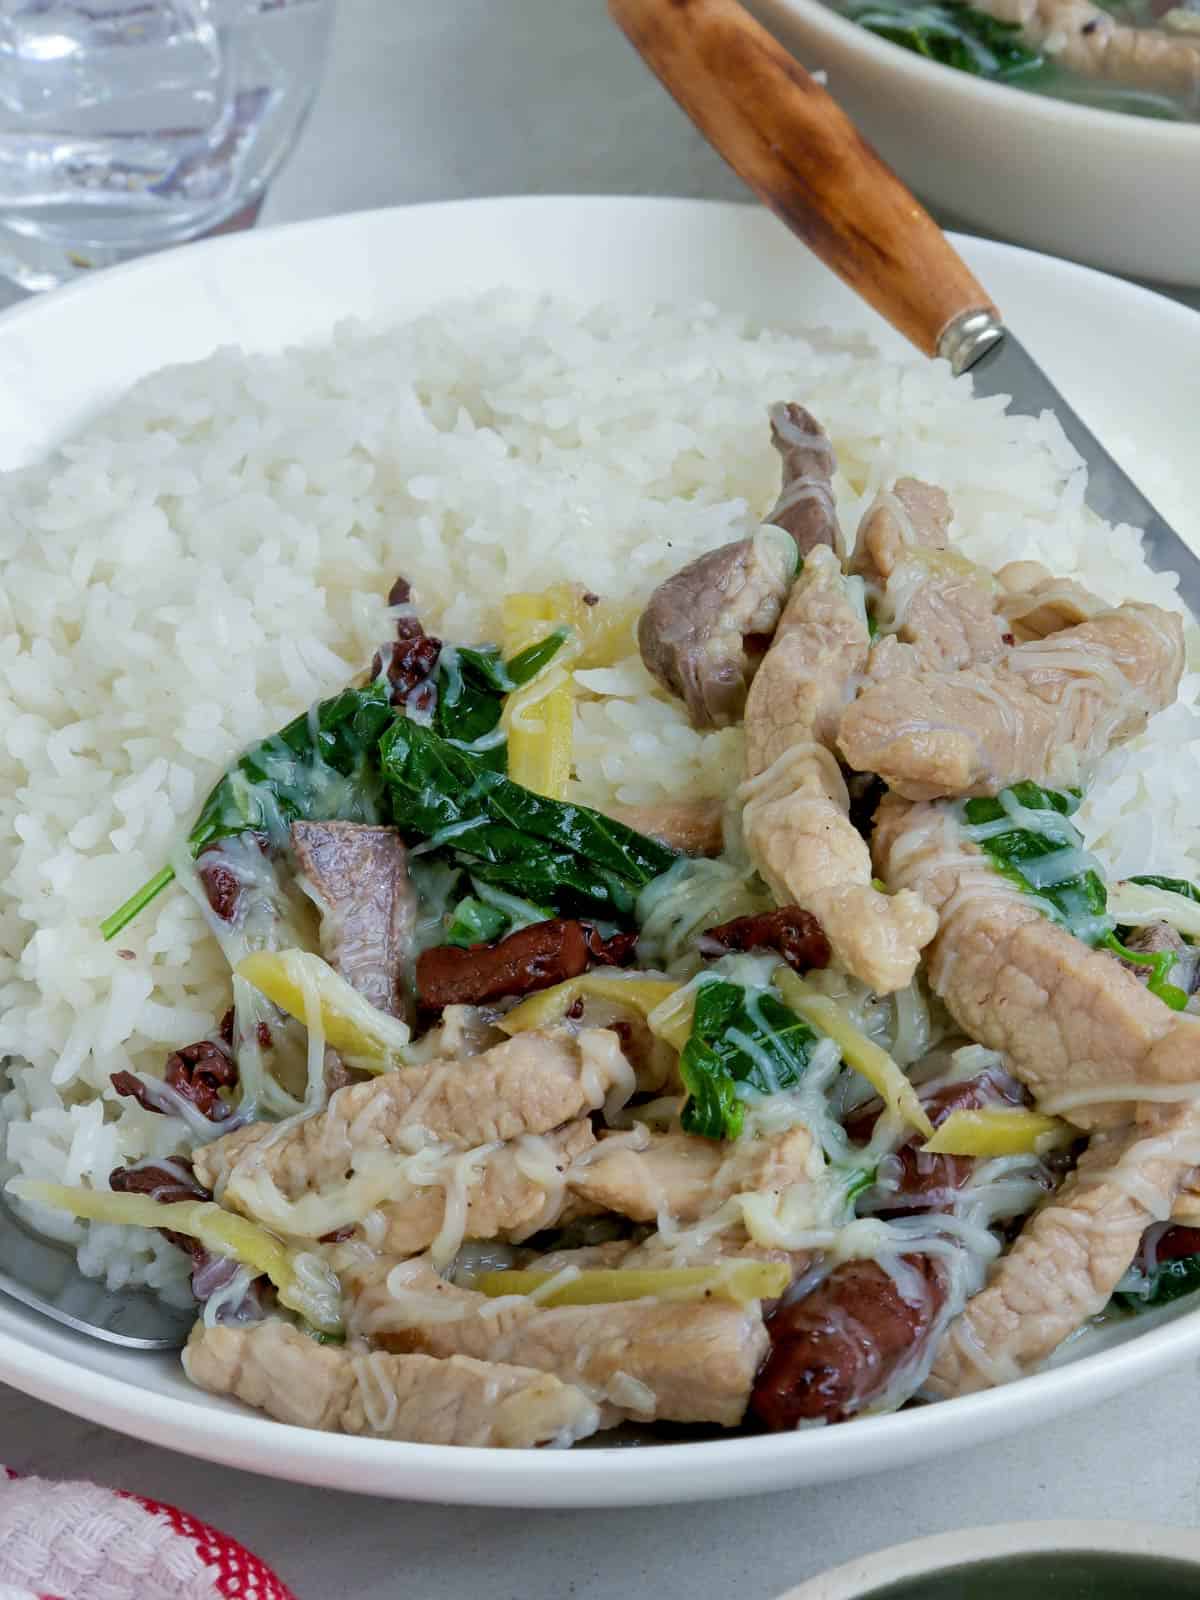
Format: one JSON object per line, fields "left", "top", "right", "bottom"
{"left": 0, "top": 0, "right": 333, "bottom": 289}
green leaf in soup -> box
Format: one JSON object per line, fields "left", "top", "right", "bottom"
{"left": 844, "top": 0, "right": 1042, "bottom": 78}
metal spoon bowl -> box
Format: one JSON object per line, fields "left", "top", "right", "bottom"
{"left": 0, "top": 1064, "right": 191, "bottom": 1350}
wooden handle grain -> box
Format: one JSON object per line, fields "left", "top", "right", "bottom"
{"left": 609, "top": 0, "right": 999, "bottom": 358}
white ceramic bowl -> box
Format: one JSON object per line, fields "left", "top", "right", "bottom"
{"left": 0, "top": 197, "right": 1198, "bottom": 1505}
{"left": 745, "top": 0, "right": 1200, "bottom": 288}
{"left": 777, "top": 1521, "right": 1200, "bottom": 1598}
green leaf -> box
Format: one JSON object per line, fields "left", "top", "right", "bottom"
{"left": 962, "top": 783, "right": 1109, "bottom": 944}
{"left": 1102, "top": 931, "right": 1190, "bottom": 1011}
{"left": 679, "top": 978, "right": 817, "bottom": 1141}
{"left": 379, "top": 717, "right": 676, "bottom": 918}
{"left": 444, "top": 897, "right": 510, "bottom": 948}
{"left": 1117, "top": 1253, "right": 1200, "bottom": 1311}
{"left": 845, "top": 0, "right": 1042, "bottom": 78}
{"left": 192, "top": 682, "right": 394, "bottom": 847}
{"left": 433, "top": 632, "right": 569, "bottom": 759}
{"left": 101, "top": 683, "right": 398, "bottom": 940}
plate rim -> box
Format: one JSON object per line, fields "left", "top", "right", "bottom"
{"left": 1, "top": 193, "right": 1197, "bottom": 1504}
{"left": 750, "top": 0, "right": 1200, "bottom": 146}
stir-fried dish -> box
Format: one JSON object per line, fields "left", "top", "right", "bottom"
{"left": 15, "top": 401, "right": 1200, "bottom": 1451}
{"left": 833, "top": 0, "right": 1200, "bottom": 120}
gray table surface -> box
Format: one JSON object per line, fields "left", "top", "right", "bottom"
{"left": 2, "top": 3, "right": 1199, "bottom": 1596}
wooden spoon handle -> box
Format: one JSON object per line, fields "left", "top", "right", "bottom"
{"left": 609, "top": 0, "right": 1002, "bottom": 363}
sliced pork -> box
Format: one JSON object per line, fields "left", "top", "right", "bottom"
{"left": 566, "top": 1126, "right": 814, "bottom": 1225}
{"left": 852, "top": 479, "right": 1007, "bottom": 677}
{"left": 635, "top": 405, "right": 843, "bottom": 730}
{"left": 184, "top": 1319, "right": 602, "bottom": 1447}
{"left": 636, "top": 527, "right": 796, "bottom": 729}
{"left": 358, "top": 1258, "right": 768, "bottom": 1427}
{"left": 971, "top": 0, "right": 1200, "bottom": 97}
{"left": 995, "top": 561, "right": 1107, "bottom": 642}
{"left": 606, "top": 797, "right": 725, "bottom": 858}
{"left": 839, "top": 602, "right": 1184, "bottom": 800}
{"left": 291, "top": 821, "right": 416, "bottom": 1020}
{"left": 193, "top": 1027, "right": 635, "bottom": 1215}
{"left": 741, "top": 545, "right": 937, "bottom": 993}
{"left": 929, "top": 1101, "right": 1200, "bottom": 1397}
{"left": 764, "top": 402, "right": 846, "bottom": 561}
{"left": 873, "top": 794, "right": 1197, "bottom": 1130}
{"left": 370, "top": 1119, "right": 595, "bottom": 1258}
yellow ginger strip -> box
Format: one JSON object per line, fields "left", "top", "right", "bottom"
{"left": 503, "top": 591, "right": 574, "bottom": 799}
{"left": 237, "top": 949, "right": 410, "bottom": 1071}
{"left": 476, "top": 1261, "right": 788, "bottom": 1308}
{"left": 922, "top": 1107, "right": 1074, "bottom": 1157}
{"left": 774, "top": 969, "right": 934, "bottom": 1138}
{"left": 500, "top": 972, "right": 680, "bottom": 1035}
{"left": 11, "top": 1181, "right": 342, "bottom": 1334}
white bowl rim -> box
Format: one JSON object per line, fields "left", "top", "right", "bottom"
{"left": 0, "top": 195, "right": 1198, "bottom": 1504}
{"left": 776, "top": 1519, "right": 1200, "bottom": 1597}
{"left": 761, "top": 0, "right": 1200, "bottom": 145}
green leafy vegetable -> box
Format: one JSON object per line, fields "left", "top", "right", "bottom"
{"left": 679, "top": 977, "right": 817, "bottom": 1141}
{"left": 380, "top": 718, "right": 676, "bottom": 918}
{"left": 101, "top": 684, "right": 397, "bottom": 940}
{"left": 845, "top": 0, "right": 1041, "bottom": 77}
{"left": 102, "top": 631, "right": 571, "bottom": 941}
{"left": 434, "top": 632, "right": 566, "bottom": 755}
{"left": 961, "top": 782, "right": 1110, "bottom": 944}
{"left": 444, "top": 897, "right": 510, "bottom": 948}
{"left": 1116, "top": 1253, "right": 1200, "bottom": 1311}
{"left": 1102, "top": 932, "right": 1189, "bottom": 1011}
{"left": 962, "top": 786, "right": 1194, "bottom": 1008}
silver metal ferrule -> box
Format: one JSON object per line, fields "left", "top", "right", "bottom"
{"left": 937, "top": 307, "right": 1006, "bottom": 376}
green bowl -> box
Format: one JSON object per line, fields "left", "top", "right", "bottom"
{"left": 781, "top": 1524, "right": 1200, "bottom": 1599}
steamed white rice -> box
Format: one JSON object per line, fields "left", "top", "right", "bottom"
{"left": 1, "top": 290, "right": 1197, "bottom": 1296}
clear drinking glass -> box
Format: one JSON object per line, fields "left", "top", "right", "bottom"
{"left": 0, "top": 0, "right": 334, "bottom": 291}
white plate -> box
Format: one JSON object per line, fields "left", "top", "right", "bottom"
{"left": 745, "top": 0, "right": 1200, "bottom": 290}
{"left": 1, "top": 197, "right": 1198, "bottom": 1507}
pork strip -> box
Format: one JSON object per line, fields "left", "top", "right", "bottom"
{"left": 567, "top": 1126, "right": 814, "bottom": 1225}
{"left": 994, "top": 561, "right": 1107, "bottom": 642}
{"left": 184, "top": 1319, "right": 602, "bottom": 1447}
{"left": 852, "top": 480, "right": 1006, "bottom": 677}
{"left": 741, "top": 545, "right": 937, "bottom": 993}
{"left": 193, "top": 1027, "right": 633, "bottom": 1207}
{"left": 635, "top": 404, "right": 842, "bottom": 730}
{"left": 605, "top": 797, "right": 725, "bottom": 858}
{"left": 358, "top": 1259, "right": 768, "bottom": 1427}
{"left": 929, "top": 1101, "right": 1200, "bottom": 1397}
{"left": 972, "top": 0, "right": 1199, "bottom": 97}
{"left": 372, "top": 1120, "right": 595, "bottom": 1257}
{"left": 873, "top": 795, "right": 1196, "bottom": 1130}
{"left": 291, "top": 822, "right": 416, "bottom": 1020}
{"left": 839, "top": 602, "right": 1184, "bottom": 800}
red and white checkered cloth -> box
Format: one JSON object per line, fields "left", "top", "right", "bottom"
{"left": 0, "top": 1468, "right": 296, "bottom": 1600}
